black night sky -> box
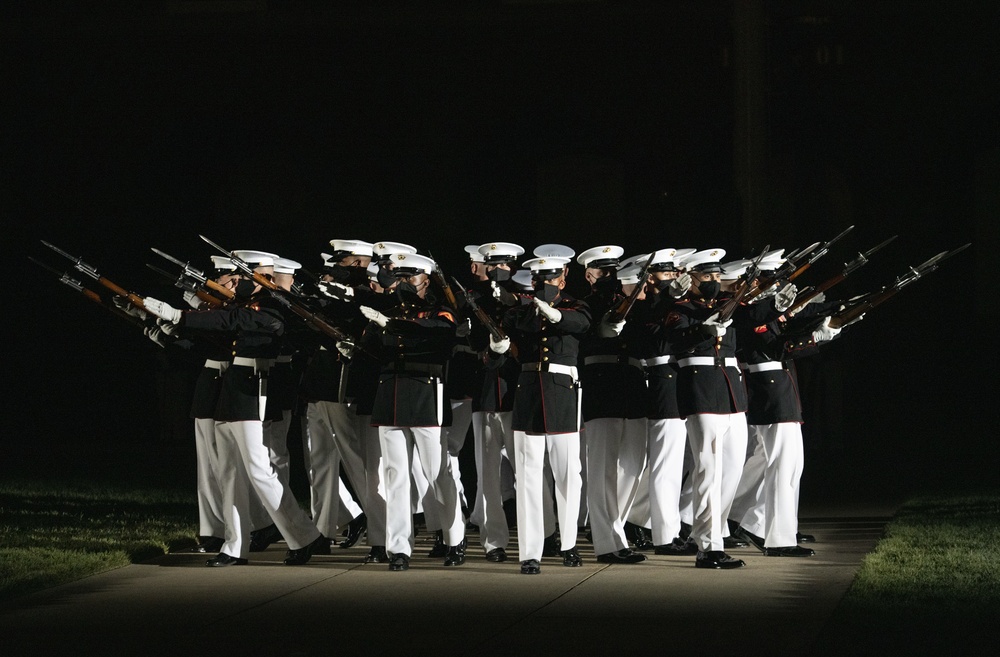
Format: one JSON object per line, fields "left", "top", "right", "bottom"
{"left": 4, "top": 2, "right": 997, "bottom": 493}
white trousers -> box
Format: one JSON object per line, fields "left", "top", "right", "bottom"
{"left": 358, "top": 415, "right": 387, "bottom": 546}
{"left": 471, "top": 410, "right": 513, "bottom": 551}
{"left": 194, "top": 417, "right": 225, "bottom": 538}
{"left": 685, "top": 413, "right": 749, "bottom": 552}
{"left": 216, "top": 420, "right": 320, "bottom": 558}
{"left": 646, "top": 417, "right": 689, "bottom": 545}
{"left": 379, "top": 426, "right": 465, "bottom": 557}
{"left": 304, "top": 401, "right": 362, "bottom": 536}
{"left": 443, "top": 399, "right": 472, "bottom": 509}
{"left": 584, "top": 417, "right": 647, "bottom": 555}
{"left": 263, "top": 410, "right": 293, "bottom": 489}
{"left": 730, "top": 422, "right": 804, "bottom": 547}
{"left": 514, "top": 431, "right": 582, "bottom": 562}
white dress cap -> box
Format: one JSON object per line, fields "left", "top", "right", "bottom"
{"left": 522, "top": 256, "right": 571, "bottom": 276}
{"left": 756, "top": 249, "right": 786, "bottom": 272}
{"left": 619, "top": 253, "right": 652, "bottom": 271}
{"left": 373, "top": 241, "right": 417, "bottom": 257}
{"left": 478, "top": 242, "right": 526, "bottom": 263}
{"left": 576, "top": 245, "right": 625, "bottom": 268}
{"left": 720, "top": 259, "right": 753, "bottom": 280}
{"left": 273, "top": 257, "right": 302, "bottom": 275}
{"left": 511, "top": 269, "right": 534, "bottom": 292}
{"left": 617, "top": 265, "right": 642, "bottom": 285}
{"left": 210, "top": 255, "right": 237, "bottom": 272}
{"left": 464, "top": 244, "right": 486, "bottom": 263}
{"left": 677, "top": 248, "right": 726, "bottom": 272}
{"left": 232, "top": 250, "right": 278, "bottom": 268}
{"left": 533, "top": 243, "right": 576, "bottom": 259}
{"left": 390, "top": 252, "right": 435, "bottom": 276}
{"left": 328, "top": 239, "right": 374, "bottom": 258}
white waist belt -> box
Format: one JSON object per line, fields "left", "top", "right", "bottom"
{"left": 204, "top": 359, "right": 229, "bottom": 370}
{"left": 678, "top": 356, "right": 738, "bottom": 368}
{"left": 744, "top": 361, "right": 784, "bottom": 373}
{"left": 584, "top": 355, "right": 643, "bottom": 369}
{"left": 232, "top": 357, "right": 272, "bottom": 370}
{"left": 522, "top": 362, "right": 578, "bottom": 379}
{"left": 641, "top": 355, "right": 677, "bottom": 367}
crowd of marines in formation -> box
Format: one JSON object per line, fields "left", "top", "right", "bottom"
{"left": 119, "top": 237, "right": 860, "bottom": 574}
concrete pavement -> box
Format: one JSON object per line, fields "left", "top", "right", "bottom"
{"left": 1, "top": 497, "right": 895, "bottom": 657}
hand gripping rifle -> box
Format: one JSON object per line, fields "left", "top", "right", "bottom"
{"left": 716, "top": 244, "right": 770, "bottom": 323}
{"left": 199, "top": 235, "right": 367, "bottom": 353}
{"left": 41, "top": 241, "right": 147, "bottom": 311}
{"left": 785, "top": 235, "right": 898, "bottom": 316}
{"left": 608, "top": 253, "right": 655, "bottom": 323}
{"left": 150, "top": 247, "right": 236, "bottom": 300}
{"left": 828, "top": 242, "right": 970, "bottom": 329}
{"left": 146, "top": 263, "right": 225, "bottom": 308}
{"left": 451, "top": 277, "right": 507, "bottom": 343}
{"left": 745, "top": 225, "right": 854, "bottom": 301}
{"left": 29, "top": 256, "right": 146, "bottom": 327}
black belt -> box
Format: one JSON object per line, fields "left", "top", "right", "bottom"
{"left": 387, "top": 363, "right": 444, "bottom": 377}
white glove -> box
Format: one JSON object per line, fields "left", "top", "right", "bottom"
{"left": 492, "top": 282, "right": 503, "bottom": 299}
{"left": 489, "top": 335, "right": 510, "bottom": 354}
{"left": 701, "top": 312, "right": 732, "bottom": 338}
{"left": 143, "top": 325, "right": 167, "bottom": 348}
{"left": 182, "top": 290, "right": 203, "bottom": 309}
{"left": 811, "top": 316, "right": 843, "bottom": 343}
{"left": 360, "top": 305, "right": 389, "bottom": 327}
{"left": 319, "top": 281, "right": 354, "bottom": 301}
{"left": 789, "top": 291, "right": 825, "bottom": 317}
{"left": 668, "top": 273, "right": 692, "bottom": 299}
{"left": 773, "top": 283, "right": 798, "bottom": 313}
{"left": 112, "top": 295, "right": 147, "bottom": 320}
{"left": 751, "top": 285, "right": 777, "bottom": 303}
{"left": 456, "top": 317, "right": 472, "bottom": 338}
{"left": 157, "top": 318, "right": 179, "bottom": 336}
{"left": 143, "top": 297, "right": 182, "bottom": 324}
{"left": 597, "top": 312, "right": 625, "bottom": 338}
{"left": 533, "top": 297, "right": 562, "bottom": 323}
{"left": 336, "top": 340, "right": 356, "bottom": 359}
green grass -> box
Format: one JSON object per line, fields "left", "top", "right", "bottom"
{"left": 0, "top": 478, "right": 199, "bottom": 601}
{"left": 816, "top": 490, "right": 1000, "bottom": 654}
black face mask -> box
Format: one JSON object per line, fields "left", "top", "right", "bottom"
{"left": 395, "top": 281, "right": 422, "bottom": 305}
{"left": 234, "top": 277, "right": 257, "bottom": 301}
{"left": 376, "top": 265, "right": 396, "bottom": 289}
{"left": 487, "top": 267, "right": 512, "bottom": 283}
{"left": 593, "top": 275, "right": 618, "bottom": 294}
{"left": 533, "top": 281, "right": 560, "bottom": 303}
{"left": 654, "top": 278, "right": 672, "bottom": 293}
{"left": 696, "top": 280, "right": 721, "bottom": 300}
{"left": 330, "top": 265, "right": 368, "bottom": 286}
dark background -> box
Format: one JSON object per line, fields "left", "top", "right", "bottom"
{"left": 3, "top": 1, "right": 996, "bottom": 497}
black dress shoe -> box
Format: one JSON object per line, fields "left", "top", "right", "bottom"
{"left": 443, "top": 545, "right": 466, "bottom": 567}
{"left": 485, "top": 547, "right": 509, "bottom": 563}
{"left": 797, "top": 532, "right": 816, "bottom": 543}
{"left": 520, "top": 559, "right": 541, "bottom": 575}
{"left": 542, "top": 532, "right": 560, "bottom": 557}
{"left": 733, "top": 526, "right": 766, "bottom": 553}
{"left": 249, "top": 524, "right": 279, "bottom": 552}
{"left": 624, "top": 522, "right": 655, "bottom": 551}
{"left": 678, "top": 521, "right": 692, "bottom": 541}
{"left": 597, "top": 548, "right": 647, "bottom": 564}
{"left": 283, "top": 534, "right": 326, "bottom": 565}
{"left": 189, "top": 537, "right": 224, "bottom": 553}
{"left": 695, "top": 550, "right": 746, "bottom": 569}
{"left": 561, "top": 546, "right": 582, "bottom": 567}
{"left": 206, "top": 553, "right": 247, "bottom": 567}
{"left": 364, "top": 545, "right": 388, "bottom": 563}
{"left": 311, "top": 537, "right": 334, "bottom": 556}
{"left": 763, "top": 545, "right": 815, "bottom": 557}
{"left": 388, "top": 553, "right": 410, "bottom": 571}
{"left": 339, "top": 513, "right": 367, "bottom": 549}
{"left": 428, "top": 529, "right": 448, "bottom": 558}
{"left": 723, "top": 535, "right": 748, "bottom": 549}
{"left": 654, "top": 538, "right": 699, "bottom": 556}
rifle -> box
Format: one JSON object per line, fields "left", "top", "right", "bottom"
{"left": 451, "top": 277, "right": 507, "bottom": 343}
{"left": 199, "top": 235, "right": 366, "bottom": 352}
{"left": 428, "top": 251, "right": 460, "bottom": 312}
{"left": 146, "top": 263, "right": 225, "bottom": 308}
{"left": 150, "top": 247, "right": 235, "bottom": 300}
{"left": 608, "top": 253, "right": 654, "bottom": 323}
{"left": 829, "top": 242, "right": 970, "bottom": 329}
{"left": 785, "top": 235, "right": 897, "bottom": 316}
{"left": 41, "top": 241, "right": 146, "bottom": 310}
{"left": 715, "top": 244, "right": 771, "bottom": 323}
{"left": 745, "top": 225, "right": 854, "bottom": 301}
{"left": 29, "top": 256, "right": 146, "bottom": 327}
